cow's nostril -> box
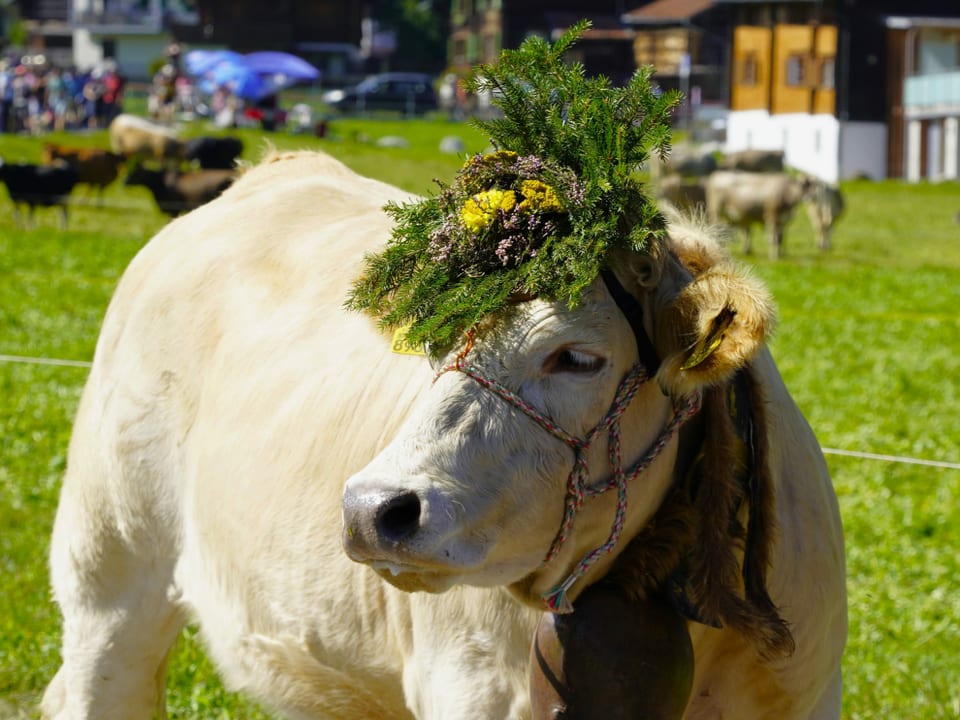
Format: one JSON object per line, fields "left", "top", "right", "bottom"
{"left": 375, "top": 491, "right": 422, "bottom": 543}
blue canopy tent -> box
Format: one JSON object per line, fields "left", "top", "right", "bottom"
{"left": 204, "top": 58, "right": 268, "bottom": 99}
{"left": 185, "top": 50, "right": 320, "bottom": 101}
{"left": 183, "top": 49, "right": 245, "bottom": 76}
{"left": 242, "top": 51, "right": 320, "bottom": 81}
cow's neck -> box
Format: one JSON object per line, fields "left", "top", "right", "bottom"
{"left": 604, "top": 366, "right": 795, "bottom": 660}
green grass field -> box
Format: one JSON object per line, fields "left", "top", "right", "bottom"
{"left": 2, "top": 118, "right": 959, "bottom": 719}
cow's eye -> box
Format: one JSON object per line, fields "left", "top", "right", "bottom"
{"left": 544, "top": 348, "right": 606, "bottom": 375}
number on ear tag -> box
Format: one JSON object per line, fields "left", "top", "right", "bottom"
{"left": 391, "top": 326, "right": 427, "bottom": 356}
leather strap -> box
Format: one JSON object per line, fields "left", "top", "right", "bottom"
{"left": 600, "top": 270, "right": 661, "bottom": 375}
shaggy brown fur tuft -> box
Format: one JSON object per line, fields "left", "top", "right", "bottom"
{"left": 608, "top": 217, "right": 793, "bottom": 661}
{"left": 608, "top": 373, "right": 794, "bottom": 661}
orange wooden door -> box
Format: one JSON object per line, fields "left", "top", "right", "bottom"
{"left": 732, "top": 26, "right": 771, "bottom": 111}
{"left": 813, "top": 25, "right": 837, "bottom": 115}
{"left": 772, "top": 24, "right": 814, "bottom": 114}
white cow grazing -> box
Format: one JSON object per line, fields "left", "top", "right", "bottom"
{"left": 42, "top": 150, "right": 846, "bottom": 719}
{"left": 705, "top": 170, "right": 811, "bottom": 260}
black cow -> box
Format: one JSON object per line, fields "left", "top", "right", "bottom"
{"left": 183, "top": 136, "right": 244, "bottom": 170}
{"left": 0, "top": 160, "right": 80, "bottom": 228}
{"left": 125, "top": 165, "right": 237, "bottom": 217}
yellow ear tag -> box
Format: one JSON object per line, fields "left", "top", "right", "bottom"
{"left": 680, "top": 332, "right": 724, "bottom": 370}
{"left": 681, "top": 306, "right": 736, "bottom": 370}
{"left": 391, "top": 325, "right": 427, "bottom": 357}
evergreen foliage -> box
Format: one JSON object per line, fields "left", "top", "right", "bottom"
{"left": 346, "top": 20, "right": 680, "bottom": 353}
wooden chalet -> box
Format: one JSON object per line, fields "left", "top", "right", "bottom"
{"left": 720, "top": 0, "right": 960, "bottom": 181}
{"left": 621, "top": 0, "right": 730, "bottom": 106}
{"left": 448, "top": 1, "right": 637, "bottom": 86}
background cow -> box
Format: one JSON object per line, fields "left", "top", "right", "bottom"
{"left": 0, "top": 160, "right": 80, "bottom": 228}
{"left": 108, "top": 113, "right": 184, "bottom": 164}
{"left": 656, "top": 173, "right": 707, "bottom": 213}
{"left": 125, "top": 164, "right": 237, "bottom": 216}
{"left": 184, "top": 136, "right": 244, "bottom": 170}
{"left": 42, "top": 151, "right": 845, "bottom": 720}
{"left": 720, "top": 149, "right": 786, "bottom": 173}
{"left": 652, "top": 145, "right": 718, "bottom": 182}
{"left": 805, "top": 179, "right": 845, "bottom": 251}
{"left": 42, "top": 143, "right": 126, "bottom": 202}
{"left": 705, "top": 170, "right": 812, "bottom": 259}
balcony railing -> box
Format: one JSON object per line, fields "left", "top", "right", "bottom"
{"left": 71, "top": 9, "right": 163, "bottom": 33}
{"left": 67, "top": 0, "right": 202, "bottom": 33}
{"left": 904, "top": 70, "right": 960, "bottom": 115}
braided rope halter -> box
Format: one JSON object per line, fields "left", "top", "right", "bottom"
{"left": 435, "top": 330, "right": 702, "bottom": 613}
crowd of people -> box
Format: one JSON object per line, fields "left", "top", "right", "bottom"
{"left": 0, "top": 55, "right": 126, "bottom": 135}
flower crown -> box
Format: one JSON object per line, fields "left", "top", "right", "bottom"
{"left": 430, "top": 150, "right": 582, "bottom": 274}
{"left": 347, "top": 21, "right": 680, "bottom": 354}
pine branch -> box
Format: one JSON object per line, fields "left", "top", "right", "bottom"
{"left": 346, "top": 21, "right": 679, "bottom": 355}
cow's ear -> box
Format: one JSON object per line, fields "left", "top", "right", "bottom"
{"left": 655, "top": 264, "right": 775, "bottom": 398}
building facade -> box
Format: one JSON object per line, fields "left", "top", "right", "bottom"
{"left": 621, "top": 0, "right": 730, "bottom": 106}
{"left": 448, "top": 0, "right": 637, "bottom": 86}
{"left": 895, "top": 17, "right": 960, "bottom": 181}
{"left": 721, "top": 0, "right": 960, "bottom": 181}
{"left": 64, "top": 0, "right": 363, "bottom": 80}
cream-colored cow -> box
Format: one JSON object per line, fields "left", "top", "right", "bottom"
{"left": 705, "top": 170, "right": 811, "bottom": 259}
{"left": 42, "top": 151, "right": 846, "bottom": 719}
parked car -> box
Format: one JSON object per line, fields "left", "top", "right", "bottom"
{"left": 690, "top": 104, "right": 729, "bottom": 145}
{"left": 322, "top": 73, "right": 437, "bottom": 116}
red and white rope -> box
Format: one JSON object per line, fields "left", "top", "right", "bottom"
{"left": 436, "top": 343, "right": 701, "bottom": 613}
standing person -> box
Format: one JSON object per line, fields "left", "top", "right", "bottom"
{"left": 0, "top": 60, "right": 13, "bottom": 133}
{"left": 81, "top": 68, "right": 105, "bottom": 128}
{"left": 101, "top": 59, "right": 125, "bottom": 124}
{"left": 25, "top": 84, "right": 43, "bottom": 134}
{"left": 11, "top": 64, "right": 31, "bottom": 133}
{"left": 64, "top": 66, "right": 85, "bottom": 129}
{"left": 438, "top": 72, "right": 457, "bottom": 120}
{"left": 150, "top": 64, "right": 177, "bottom": 122}
{"left": 46, "top": 67, "right": 69, "bottom": 132}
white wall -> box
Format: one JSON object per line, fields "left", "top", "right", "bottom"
{"left": 73, "top": 32, "right": 168, "bottom": 79}
{"left": 838, "top": 122, "right": 888, "bottom": 181}
{"left": 726, "top": 111, "right": 889, "bottom": 181}
{"left": 114, "top": 35, "right": 168, "bottom": 80}
{"left": 726, "top": 110, "right": 841, "bottom": 182}
{"left": 72, "top": 29, "right": 103, "bottom": 72}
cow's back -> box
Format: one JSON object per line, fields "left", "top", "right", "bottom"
{"left": 96, "top": 151, "right": 423, "bottom": 583}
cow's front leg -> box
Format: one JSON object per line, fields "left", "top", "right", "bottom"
{"left": 741, "top": 226, "right": 753, "bottom": 255}
{"left": 42, "top": 480, "right": 186, "bottom": 720}
{"left": 767, "top": 222, "right": 783, "bottom": 260}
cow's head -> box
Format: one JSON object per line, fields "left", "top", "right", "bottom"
{"left": 342, "top": 216, "right": 775, "bottom": 611}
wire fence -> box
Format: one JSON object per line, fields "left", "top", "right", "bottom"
{"left": 2, "top": 352, "right": 957, "bottom": 471}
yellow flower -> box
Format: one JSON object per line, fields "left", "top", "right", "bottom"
{"left": 517, "top": 179, "right": 562, "bottom": 214}
{"left": 461, "top": 189, "right": 517, "bottom": 232}
{"left": 461, "top": 150, "right": 518, "bottom": 172}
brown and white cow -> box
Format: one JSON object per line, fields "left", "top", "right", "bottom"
{"left": 42, "top": 150, "right": 846, "bottom": 720}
